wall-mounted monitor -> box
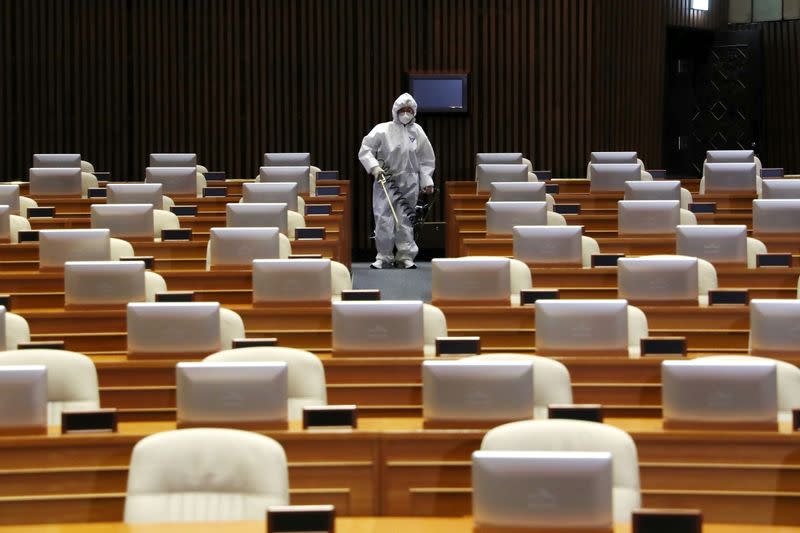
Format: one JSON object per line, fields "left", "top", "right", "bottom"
{"left": 407, "top": 73, "right": 468, "bottom": 113}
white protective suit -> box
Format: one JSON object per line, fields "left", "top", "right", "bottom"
{"left": 358, "top": 93, "right": 436, "bottom": 266}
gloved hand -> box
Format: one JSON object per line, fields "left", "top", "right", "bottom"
{"left": 423, "top": 185, "right": 434, "bottom": 194}
{"left": 371, "top": 166, "right": 384, "bottom": 178}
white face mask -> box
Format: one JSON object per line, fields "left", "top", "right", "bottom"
{"left": 399, "top": 112, "right": 414, "bottom": 125}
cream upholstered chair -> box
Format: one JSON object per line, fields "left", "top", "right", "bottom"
{"left": 204, "top": 233, "right": 292, "bottom": 270}
{"left": 5, "top": 311, "right": 31, "bottom": 349}
{"left": 220, "top": 308, "right": 245, "bottom": 350}
{"left": 480, "top": 419, "right": 641, "bottom": 523}
{"left": 110, "top": 238, "right": 135, "bottom": 261}
{"left": 239, "top": 196, "right": 306, "bottom": 214}
{"left": 581, "top": 235, "right": 600, "bottom": 268}
{"left": 153, "top": 209, "right": 180, "bottom": 241}
{"left": 196, "top": 164, "right": 209, "bottom": 174}
{"left": 309, "top": 166, "right": 320, "bottom": 196}
{"left": 585, "top": 159, "right": 651, "bottom": 180}
{"left": 680, "top": 188, "right": 693, "bottom": 209}
{"left": 0, "top": 349, "right": 100, "bottom": 425}
{"left": 10, "top": 215, "right": 31, "bottom": 243}
{"left": 747, "top": 237, "right": 767, "bottom": 269}
{"left": 123, "top": 428, "right": 289, "bottom": 523}
{"left": 546, "top": 211, "right": 566, "bottom": 226}
{"left": 693, "top": 355, "right": 800, "bottom": 423}
{"left": 646, "top": 254, "right": 718, "bottom": 307}
{"left": 699, "top": 174, "right": 763, "bottom": 195}
{"left": 423, "top": 303, "right": 448, "bottom": 358}
{"left": 330, "top": 261, "right": 352, "bottom": 301}
{"left": 679, "top": 208, "right": 697, "bottom": 225}
{"left": 144, "top": 271, "right": 167, "bottom": 302}
{"left": 460, "top": 256, "right": 532, "bottom": 306}
{"left": 466, "top": 354, "right": 573, "bottom": 419}
{"left": 204, "top": 347, "right": 326, "bottom": 420}
{"left": 195, "top": 172, "right": 207, "bottom": 197}
{"left": 19, "top": 196, "right": 38, "bottom": 217}
{"left": 80, "top": 160, "right": 95, "bottom": 173}
{"left": 287, "top": 211, "right": 306, "bottom": 241}
{"left": 627, "top": 305, "right": 649, "bottom": 359}
{"left": 161, "top": 195, "right": 176, "bottom": 210}
{"left": 80, "top": 172, "right": 99, "bottom": 199}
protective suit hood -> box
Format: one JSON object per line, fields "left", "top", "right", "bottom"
{"left": 392, "top": 93, "right": 418, "bottom": 125}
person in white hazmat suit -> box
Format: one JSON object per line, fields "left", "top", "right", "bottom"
{"left": 358, "top": 93, "right": 436, "bottom": 269}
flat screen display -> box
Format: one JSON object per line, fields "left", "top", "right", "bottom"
{"left": 408, "top": 74, "right": 468, "bottom": 113}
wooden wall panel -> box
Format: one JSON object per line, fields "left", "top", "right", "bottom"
{"left": 0, "top": 0, "right": 730, "bottom": 253}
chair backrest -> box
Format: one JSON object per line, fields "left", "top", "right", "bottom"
{"left": 696, "top": 355, "right": 800, "bottom": 422}
{"left": 81, "top": 172, "right": 99, "bottom": 198}
{"left": 581, "top": 235, "right": 600, "bottom": 268}
{"left": 220, "top": 308, "right": 245, "bottom": 350}
{"left": 196, "top": 172, "right": 207, "bottom": 196}
{"left": 546, "top": 211, "right": 567, "bottom": 226}
{"left": 466, "top": 354, "right": 573, "bottom": 418}
{"left": 330, "top": 260, "right": 352, "bottom": 298}
{"left": 124, "top": 427, "right": 289, "bottom": 523}
{"left": 627, "top": 305, "right": 649, "bottom": 359}
{"left": 746, "top": 237, "right": 767, "bottom": 269}
{"left": 204, "top": 347, "right": 327, "bottom": 420}
{"left": 153, "top": 209, "right": 180, "bottom": 238}
{"left": 80, "top": 160, "right": 95, "bottom": 173}
{"left": 19, "top": 196, "right": 38, "bottom": 217}
{"left": 679, "top": 208, "right": 697, "bottom": 225}
{"left": 10, "top": 215, "right": 31, "bottom": 244}
{"left": 0, "top": 349, "right": 99, "bottom": 425}
{"left": 287, "top": 210, "right": 306, "bottom": 241}
{"left": 480, "top": 419, "right": 640, "bottom": 523}
{"left": 110, "top": 238, "right": 135, "bottom": 261}
{"left": 204, "top": 233, "right": 291, "bottom": 270}
{"left": 5, "top": 312, "right": 30, "bottom": 350}
{"left": 646, "top": 254, "right": 718, "bottom": 297}
{"left": 423, "top": 303, "right": 448, "bottom": 358}
{"left": 144, "top": 271, "right": 167, "bottom": 302}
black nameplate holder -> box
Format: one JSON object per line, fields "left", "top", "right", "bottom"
{"left": 761, "top": 168, "right": 784, "bottom": 178}
{"left": 648, "top": 169, "right": 668, "bottom": 179}
{"left": 87, "top": 188, "right": 107, "bottom": 198}
{"left": 640, "top": 337, "right": 687, "bottom": 358}
{"left": 435, "top": 336, "right": 481, "bottom": 357}
{"left": 341, "top": 289, "right": 380, "bottom": 301}
{"left": 302, "top": 405, "right": 358, "bottom": 429}
{"left": 708, "top": 289, "right": 749, "bottom": 306}
{"left": 288, "top": 254, "right": 324, "bottom": 259}
{"left": 170, "top": 205, "right": 198, "bottom": 216}
{"left": 316, "top": 186, "right": 340, "bottom": 196}
{"left": 233, "top": 338, "right": 278, "bottom": 348}
{"left": 553, "top": 204, "right": 581, "bottom": 215}
{"left": 306, "top": 204, "right": 332, "bottom": 215}
{"left": 120, "top": 256, "right": 154, "bottom": 270}
{"left": 92, "top": 172, "right": 112, "bottom": 180}
{"left": 18, "top": 230, "right": 39, "bottom": 242}
{"left": 155, "top": 291, "right": 194, "bottom": 303}
{"left": 316, "top": 171, "right": 339, "bottom": 181}
{"left": 632, "top": 508, "right": 702, "bottom": 533}
{"left": 547, "top": 404, "right": 604, "bottom": 423}
{"left": 545, "top": 183, "right": 560, "bottom": 195}
{"left": 19, "top": 341, "right": 65, "bottom": 350}
{"left": 161, "top": 229, "right": 192, "bottom": 241}
{"left": 202, "top": 186, "right": 227, "bottom": 197}
{"left": 203, "top": 171, "right": 226, "bottom": 181}
{"left": 295, "top": 227, "right": 326, "bottom": 240}
{"left": 61, "top": 409, "right": 118, "bottom": 434}
{"left": 267, "top": 505, "right": 335, "bottom": 533}
{"left": 591, "top": 253, "right": 623, "bottom": 268}
{"left": 0, "top": 295, "right": 11, "bottom": 311}
{"left": 533, "top": 170, "right": 553, "bottom": 181}
{"left": 793, "top": 409, "right": 800, "bottom": 431}
{"left": 757, "top": 253, "right": 792, "bottom": 268}
{"left": 27, "top": 207, "right": 55, "bottom": 218}
{"left": 688, "top": 202, "right": 717, "bottom": 214}
{"left": 520, "top": 289, "right": 560, "bottom": 306}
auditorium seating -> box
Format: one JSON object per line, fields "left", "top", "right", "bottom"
{"left": 4, "top": 311, "right": 30, "bottom": 349}
{"left": 0, "top": 349, "right": 99, "bottom": 425}
{"left": 481, "top": 419, "right": 641, "bottom": 523}
{"left": 123, "top": 428, "right": 289, "bottom": 523}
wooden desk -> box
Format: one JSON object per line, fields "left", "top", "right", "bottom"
{"left": 1, "top": 418, "right": 799, "bottom": 526}
{"left": 1, "top": 518, "right": 797, "bottom": 533}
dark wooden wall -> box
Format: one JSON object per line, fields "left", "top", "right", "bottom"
{"left": 0, "top": 0, "right": 729, "bottom": 253}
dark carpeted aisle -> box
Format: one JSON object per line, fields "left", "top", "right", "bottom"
{"left": 351, "top": 261, "right": 432, "bottom": 302}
